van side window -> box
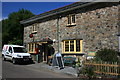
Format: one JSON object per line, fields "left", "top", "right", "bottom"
{"left": 9, "top": 47, "right": 13, "bottom": 53}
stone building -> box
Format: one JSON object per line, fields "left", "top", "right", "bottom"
{"left": 20, "top": 2, "right": 119, "bottom": 62}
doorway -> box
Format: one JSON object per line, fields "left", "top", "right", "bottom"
{"left": 41, "top": 43, "right": 55, "bottom": 63}
{"left": 42, "top": 44, "right": 48, "bottom": 62}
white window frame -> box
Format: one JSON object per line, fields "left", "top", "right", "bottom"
{"left": 32, "top": 23, "right": 38, "bottom": 33}
{"left": 67, "top": 14, "right": 76, "bottom": 26}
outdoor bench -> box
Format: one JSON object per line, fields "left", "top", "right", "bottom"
{"left": 63, "top": 57, "right": 76, "bottom": 66}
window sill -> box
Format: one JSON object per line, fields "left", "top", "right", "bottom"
{"left": 31, "top": 31, "right": 37, "bottom": 34}
{"left": 28, "top": 52, "right": 35, "bottom": 53}
{"left": 62, "top": 52, "right": 82, "bottom": 53}
{"left": 66, "top": 23, "right": 76, "bottom": 27}
{"left": 62, "top": 52, "right": 85, "bottom": 55}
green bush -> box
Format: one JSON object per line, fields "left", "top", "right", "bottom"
{"left": 95, "top": 48, "right": 119, "bottom": 62}
{"left": 76, "top": 57, "right": 81, "bottom": 67}
{"left": 78, "top": 66, "right": 95, "bottom": 79}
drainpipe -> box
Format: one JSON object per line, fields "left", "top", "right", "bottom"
{"left": 118, "top": 30, "right": 120, "bottom": 52}
{"left": 118, "top": 4, "right": 120, "bottom": 52}
{"left": 118, "top": 36, "right": 120, "bottom": 52}
{"left": 57, "top": 16, "right": 60, "bottom": 53}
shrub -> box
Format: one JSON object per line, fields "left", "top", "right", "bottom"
{"left": 78, "top": 66, "right": 95, "bottom": 79}
{"left": 95, "top": 48, "right": 119, "bottom": 62}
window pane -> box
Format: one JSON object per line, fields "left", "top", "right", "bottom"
{"left": 68, "top": 16, "right": 71, "bottom": 24}
{"left": 34, "top": 25, "right": 35, "bottom": 31}
{"left": 31, "top": 44, "right": 33, "bottom": 52}
{"left": 35, "top": 24, "right": 37, "bottom": 31}
{"left": 72, "top": 15, "right": 75, "bottom": 23}
{"left": 76, "top": 40, "right": 80, "bottom": 52}
{"left": 9, "top": 47, "right": 12, "bottom": 53}
{"left": 70, "top": 40, "right": 74, "bottom": 51}
{"left": 13, "top": 47, "right": 26, "bottom": 53}
{"left": 33, "top": 25, "right": 34, "bottom": 31}
{"left": 65, "top": 41, "right": 69, "bottom": 51}
{"left": 30, "top": 44, "right": 32, "bottom": 52}
{"left": 62, "top": 42, "right": 64, "bottom": 52}
{"left": 29, "top": 44, "right": 30, "bottom": 52}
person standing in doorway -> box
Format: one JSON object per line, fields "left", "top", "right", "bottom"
{"left": 48, "top": 46, "right": 55, "bottom": 65}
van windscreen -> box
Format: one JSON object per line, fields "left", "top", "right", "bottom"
{"left": 13, "top": 47, "right": 27, "bottom": 53}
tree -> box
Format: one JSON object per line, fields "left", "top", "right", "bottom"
{"left": 2, "top": 9, "right": 35, "bottom": 46}
{"left": 2, "top": 19, "right": 10, "bottom": 44}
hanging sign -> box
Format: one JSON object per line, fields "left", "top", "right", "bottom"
{"left": 29, "top": 34, "right": 33, "bottom": 38}
{"left": 45, "top": 37, "right": 48, "bottom": 40}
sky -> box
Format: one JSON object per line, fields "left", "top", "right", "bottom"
{"left": 2, "top": 2, "right": 73, "bottom": 20}
{"left": 2, "top": 0, "right": 119, "bottom": 20}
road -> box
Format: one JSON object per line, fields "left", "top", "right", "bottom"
{"left": 2, "top": 60, "right": 74, "bottom": 79}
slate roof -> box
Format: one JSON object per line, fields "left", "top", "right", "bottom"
{"left": 20, "top": 2, "right": 97, "bottom": 24}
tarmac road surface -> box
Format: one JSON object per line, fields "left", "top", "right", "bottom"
{"left": 2, "top": 60, "right": 74, "bottom": 79}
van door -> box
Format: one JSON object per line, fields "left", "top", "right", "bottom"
{"left": 5, "top": 46, "right": 13, "bottom": 60}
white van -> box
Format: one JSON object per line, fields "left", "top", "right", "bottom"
{"left": 2, "top": 45, "right": 32, "bottom": 64}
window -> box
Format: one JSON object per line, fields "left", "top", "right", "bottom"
{"left": 33, "top": 25, "right": 36, "bottom": 31}
{"left": 67, "top": 14, "right": 76, "bottom": 26}
{"left": 13, "top": 47, "right": 27, "bottom": 53}
{"left": 70, "top": 41, "right": 74, "bottom": 51}
{"left": 31, "top": 44, "right": 34, "bottom": 52}
{"left": 62, "top": 40, "right": 83, "bottom": 53}
{"left": 28, "top": 43, "right": 36, "bottom": 53}
{"left": 65, "top": 41, "right": 69, "bottom": 51}
{"left": 28, "top": 42, "right": 40, "bottom": 53}
{"left": 76, "top": 40, "right": 80, "bottom": 52}
{"left": 32, "top": 23, "right": 38, "bottom": 34}
{"left": 9, "top": 47, "right": 13, "bottom": 53}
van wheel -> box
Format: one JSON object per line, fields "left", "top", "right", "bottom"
{"left": 12, "top": 58, "right": 16, "bottom": 64}
{"left": 2, "top": 56, "right": 6, "bottom": 61}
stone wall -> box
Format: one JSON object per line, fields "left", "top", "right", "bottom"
{"left": 24, "top": 3, "right": 119, "bottom": 53}
{"left": 59, "top": 5, "right": 118, "bottom": 53}
{"left": 24, "top": 19, "right": 58, "bottom": 52}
